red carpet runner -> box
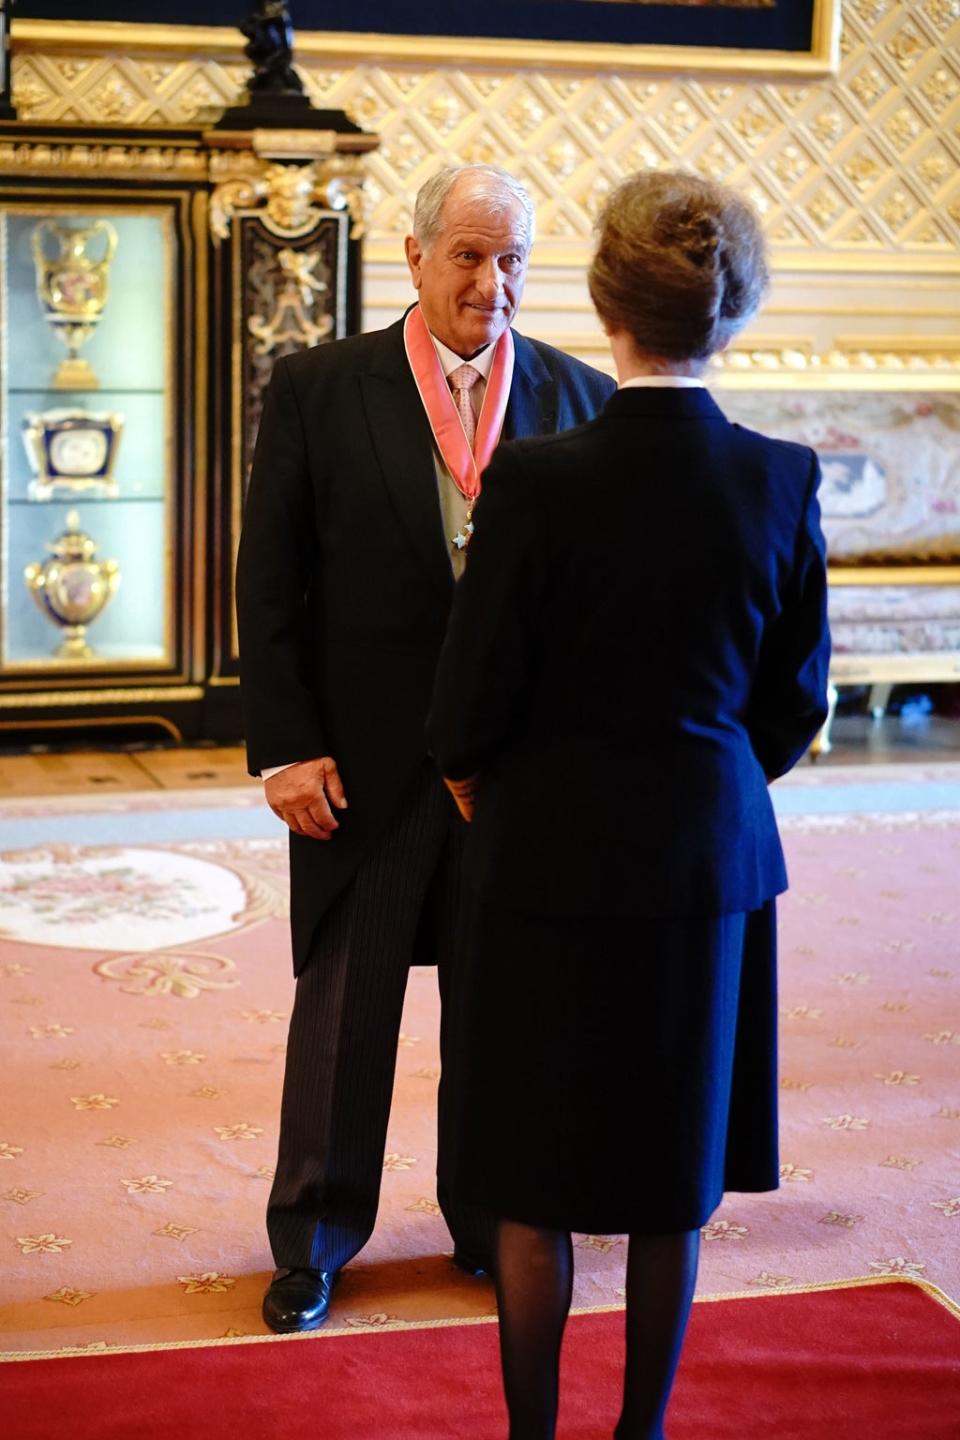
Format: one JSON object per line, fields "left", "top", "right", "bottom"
{"left": 2, "top": 1278, "right": 957, "bottom": 1439}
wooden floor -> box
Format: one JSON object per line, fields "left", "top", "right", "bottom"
{"left": 821, "top": 712, "right": 960, "bottom": 764}
{"left": 0, "top": 715, "right": 959, "bottom": 798}
{"left": 0, "top": 746, "right": 250, "bottom": 798}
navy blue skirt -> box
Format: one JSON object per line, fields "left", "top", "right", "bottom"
{"left": 448, "top": 900, "right": 780, "bottom": 1234}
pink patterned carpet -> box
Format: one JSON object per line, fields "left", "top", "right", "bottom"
{"left": 1, "top": 777, "right": 959, "bottom": 1354}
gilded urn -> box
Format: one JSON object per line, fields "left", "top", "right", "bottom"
{"left": 31, "top": 219, "right": 119, "bottom": 390}
{"left": 24, "top": 510, "right": 121, "bottom": 660}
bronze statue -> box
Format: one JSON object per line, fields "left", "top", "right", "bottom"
{"left": 241, "top": 1, "right": 305, "bottom": 98}
{"left": 215, "top": 0, "right": 362, "bottom": 132}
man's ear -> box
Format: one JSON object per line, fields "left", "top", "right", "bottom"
{"left": 404, "top": 234, "right": 423, "bottom": 290}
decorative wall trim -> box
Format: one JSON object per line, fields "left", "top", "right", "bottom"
{"left": 13, "top": 13, "right": 842, "bottom": 80}
{"left": 9, "top": 3, "right": 959, "bottom": 263}
{"left": 0, "top": 137, "right": 208, "bottom": 181}
{"left": 6, "top": 7, "right": 958, "bottom": 385}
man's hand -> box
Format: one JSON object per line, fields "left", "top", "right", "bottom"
{"left": 443, "top": 773, "right": 479, "bottom": 823}
{"left": 264, "top": 757, "right": 348, "bottom": 840}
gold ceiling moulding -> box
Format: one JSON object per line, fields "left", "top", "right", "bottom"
{"left": 14, "top": 7, "right": 842, "bottom": 79}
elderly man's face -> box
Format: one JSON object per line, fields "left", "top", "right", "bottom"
{"left": 405, "top": 181, "right": 530, "bottom": 358}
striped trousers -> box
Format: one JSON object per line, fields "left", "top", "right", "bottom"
{"left": 266, "top": 760, "right": 496, "bottom": 1274}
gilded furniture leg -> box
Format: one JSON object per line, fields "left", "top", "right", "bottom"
{"left": 869, "top": 682, "right": 894, "bottom": 721}
{"left": 808, "top": 683, "right": 839, "bottom": 762}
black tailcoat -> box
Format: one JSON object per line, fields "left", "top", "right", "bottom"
{"left": 236, "top": 316, "right": 616, "bottom": 971}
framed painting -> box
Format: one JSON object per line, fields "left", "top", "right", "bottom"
{"left": 16, "top": 1, "right": 842, "bottom": 79}
{"left": 718, "top": 390, "right": 960, "bottom": 693}
{"left": 720, "top": 392, "right": 960, "bottom": 568}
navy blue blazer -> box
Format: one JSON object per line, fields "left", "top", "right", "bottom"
{"left": 236, "top": 315, "right": 615, "bottom": 970}
{"left": 427, "top": 385, "right": 831, "bottom": 919}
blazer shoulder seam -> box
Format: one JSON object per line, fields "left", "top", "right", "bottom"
{"left": 731, "top": 423, "right": 815, "bottom": 467}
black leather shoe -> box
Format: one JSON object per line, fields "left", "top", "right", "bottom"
{"left": 262, "top": 1268, "right": 338, "bottom": 1333}
{"left": 451, "top": 1248, "right": 491, "bottom": 1278}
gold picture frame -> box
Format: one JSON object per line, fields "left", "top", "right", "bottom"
{"left": 16, "top": 2, "right": 842, "bottom": 81}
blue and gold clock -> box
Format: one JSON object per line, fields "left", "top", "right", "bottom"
{"left": 21, "top": 408, "right": 124, "bottom": 501}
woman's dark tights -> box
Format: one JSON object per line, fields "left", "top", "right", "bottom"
{"left": 494, "top": 1220, "right": 700, "bottom": 1440}
{"left": 614, "top": 1228, "right": 700, "bottom": 1439}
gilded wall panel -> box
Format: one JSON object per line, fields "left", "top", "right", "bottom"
{"left": 11, "top": 1, "right": 960, "bottom": 261}
{"left": 9, "top": 3, "right": 960, "bottom": 376}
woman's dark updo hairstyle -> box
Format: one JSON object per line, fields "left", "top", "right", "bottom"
{"left": 588, "top": 169, "right": 769, "bottom": 364}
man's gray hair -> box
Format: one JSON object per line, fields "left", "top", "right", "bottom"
{"left": 413, "top": 165, "right": 536, "bottom": 254}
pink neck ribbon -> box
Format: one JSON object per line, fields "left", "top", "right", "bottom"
{"left": 403, "top": 304, "right": 515, "bottom": 502}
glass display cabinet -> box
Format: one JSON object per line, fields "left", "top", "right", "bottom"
{"left": 0, "top": 123, "right": 208, "bottom": 741}
{"left": 7, "top": 207, "right": 173, "bottom": 665}
{"left": 0, "top": 118, "right": 373, "bottom": 742}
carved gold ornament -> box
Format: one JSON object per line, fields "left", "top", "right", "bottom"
{"left": 210, "top": 152, "right": 367, "bottom": 240}
{"left": 209, "top": 155, "right": 266, "bottom": 242}
{"left": 248, "top": 246, "right": 333, "bottom": 353}
{"left": 0, "top": 139, "right": 209, "bottom": 181}
{"left": 264, "top": 160, "right": 319, "bottom": 231}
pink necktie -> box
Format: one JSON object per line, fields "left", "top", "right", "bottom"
{"left": 449, "top": 363, "right": 481, "bottom": 450}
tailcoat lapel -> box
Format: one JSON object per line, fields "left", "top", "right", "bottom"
{"left": 503, "top": 331, "right": 558, "bottom": 440}
{"left": 359, "top": 318, "right": 453, "bottom": 597}
{"left": 358, "top": 323, "right": 561, "bottom": 593}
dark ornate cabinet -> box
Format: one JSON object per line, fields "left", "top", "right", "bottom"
{"left": 0, "top": 119, "right": 375, "bottom": 743}
{"left": 204, "top": 128, "right": 372, "bottom": 740}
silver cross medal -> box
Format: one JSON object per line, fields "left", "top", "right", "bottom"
{"left": 452, "top": 520, "right": 474, "bottom": 551}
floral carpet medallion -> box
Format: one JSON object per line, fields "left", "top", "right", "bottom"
{"left": 0, "top": 845, "right": 249, "bottom": 951}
